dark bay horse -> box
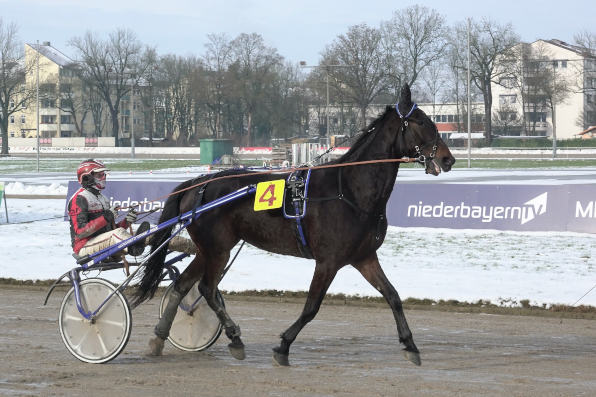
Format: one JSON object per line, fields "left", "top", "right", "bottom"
{"left": 133, "top": 85, "right": 455, "bottom": 366}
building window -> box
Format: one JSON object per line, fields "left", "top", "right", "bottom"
{"left": 10, "top": 115, "right": 14, "bottom": 124}
{"left": 21, "top": 115, "right": 25, "bottom": 124}
{"left": 41, "top": 99, "right": 55, "bottom": 108}
{"left": 510, "top": 113, "right": 517, "bottom": 121}
{"left": 441, "top": 115, "right": 447, "bottom": 123}
{"left": 561, "top": 60, "right": 567, "bottom": 68}
{"left": 552, "top": 61, "right": 558, "bottom": 68}
{"left": 500, "top": 77, "right": 515, "bottom": 88}
{"left": 448, "top": 115, "right": 454, "bottom": 122}
{"left": 133, "top": 89, "right": 141, "bottom": 96}
{"left": 21, "top": 101, "right": 25, "bottom": 109}
{"left": 61, "top": 115, "right": 72, "bottom": 124}
{"left": 499, "top": 95, "right": 517, "bottom": 105}
{"left": 588, "top": 94, "right": 594, "bottom": 104}
{"left": 526, "top": 112, "right": 547, "bottom": 122}
{"left": 434, "top": 115, "right": 441, "bottom": 123}
{"left": 9, "top": 100, "right": 14, "bottom": 109}
{"left": 41, "top": 115, "right": 56, "bottom": 124}
{"left": 133, "top": 101, "right": 141, "bottom": 110}
{"left": 10, "top": 131, "right": 14, "bottom": 137}
{"left": 133, "top": 117, "right": 141, "bottom": 125}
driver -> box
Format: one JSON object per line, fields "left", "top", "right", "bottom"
{"left": 68, "top": 159, "right": 149, "bottom": 257}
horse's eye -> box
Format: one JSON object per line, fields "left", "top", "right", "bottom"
{"left": 416, "top": 120, "right": 424, "bottom": 126}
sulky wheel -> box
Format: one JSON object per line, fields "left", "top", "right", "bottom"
{"left": 59, "top": 278, "right": 132, "bottom": 364}
{"left": 159, "top": 281, "right": 224, "bottom": 352}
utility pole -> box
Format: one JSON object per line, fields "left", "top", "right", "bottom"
{"left": 131, "top": 76, "right": 135, "bottom": 159}
{"left": 467, "top": 18, "right": 472, "bottom": 169}
{"left": 36, "top": 40, "right": 40, "bottom": 172}
{"left": 300, "top": 61, "right": 349, "bottom": 160}
{"left": 552, "top": 64, "right": 557, "bottom": 158}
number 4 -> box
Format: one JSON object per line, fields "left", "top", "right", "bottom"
{"left": 259, "top": 184, "right": 277, "bottom": 207}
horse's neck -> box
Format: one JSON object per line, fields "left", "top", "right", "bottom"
{"left": 343, "top": 116, "right": 402, "bottom": 213}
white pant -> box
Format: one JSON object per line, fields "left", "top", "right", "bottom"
{"left": 78, "top": 228, "right": 133, "bottom": 256}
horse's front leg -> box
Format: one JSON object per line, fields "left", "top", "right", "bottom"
{"left": 273, "top": 262, "right": 338, "bottom": 366}
{"left": 352, "top": 251, "right": 421, "bottom": 366}
{"left": 149, "top": 254, "right": 206, "bottom": 356}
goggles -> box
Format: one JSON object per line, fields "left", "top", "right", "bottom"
{"left": 93, "top": 171, "right": 106, "bottom": 180}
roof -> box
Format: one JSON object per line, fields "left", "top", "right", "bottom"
{"left": 578, "top": 126, "right": 596, "bottom": 135}
{"left": 542, "top": 39, "right": 585, "bottom": 56}
{"left": 449, "top": 133, "right": 484, "bottom": 140}
{"left": 26, "top": 44, "right": 77, "bottom": 68}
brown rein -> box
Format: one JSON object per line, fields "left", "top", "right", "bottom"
{"left": 119, "top": 157, "right": 419, "bottom": 212}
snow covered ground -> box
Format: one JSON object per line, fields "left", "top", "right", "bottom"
{"left": 1, "top": 198, "right": 595, "bottom": 307}
{"left": 4, "top": 182, "right": 67, "bottom": 195}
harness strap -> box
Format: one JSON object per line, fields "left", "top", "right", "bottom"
{"left": 306, "top": 168, "right": 385, "bottom": 241}
{"left": 293, "top": 201, "right": 314, "bottom": 259}
{"left": 191, "top": 173, "right": 217, "bottom": 222}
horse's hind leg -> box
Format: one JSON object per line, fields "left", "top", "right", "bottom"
{"left": 197, "top": 250, "right": 247, "bottom": 360}
{"left": 273, "top": 262, "right": 338, "bottom": 366}
{"left": 149, "top": 254, "right": 207, "bottom": 356}
{"left": 352, "top": 251, "right": 421, "bottom": 366}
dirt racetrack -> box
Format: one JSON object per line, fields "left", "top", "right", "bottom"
{"left": 1, "top": 286, "right": 595, "bottom": 397}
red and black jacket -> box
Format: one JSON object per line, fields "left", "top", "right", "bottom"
{"left": 67, "top": 187, "right": 128, "bottom": 254}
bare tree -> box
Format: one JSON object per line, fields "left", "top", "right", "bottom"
{"left": 200, "top": 33, "right": 233, "bottom": 139}
{"left": 49, "top": 67, "right": 90, "bottom": 137}
{"left": 454, "top": 18, "right": 520, "bottom": 145}
{"left": 573, "top": 30, "right": 596, "bottom": 130}
{"left": 420, "top": 59, "right": 447, "bottom": 117}
{"left": 229, "top": 33, "right": 282, "bottom": 146}
{"left": 380, "top": 5, "right": 448, "bottom": 101}
{"left": 68, "top": 29, "right": 156, "bottom": 147}
{"left": 0, "top": 19, "right": 37, "bottom": 155}
{"left": 492, "top": 103, "right": 521, "bottom": 136}
{"left": 324, "top": 23, "right": 386, "bottom": 129}
{"left": 159, "top": 54, "right": 197, "bottom": 144}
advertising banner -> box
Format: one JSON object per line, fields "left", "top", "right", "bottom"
{"left": 64, "top": 181, "right": 180, "bottom": 221}
{"left": 387, "top": 184, "right": 596, "bottom": 233}
{"left": 64, "top": 181, "right": 596, "bottom": 234}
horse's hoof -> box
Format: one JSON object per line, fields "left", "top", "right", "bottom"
{"left": 149, "top": 337, "right": 165, "bottom": 356}
{"left": 228, "top": 337, "right": 246, "bottom": 360}
{"left": 228, "top": 344, "right": 246, "bottom": 360}
{"left": 403, "top": 350, "right": 421, "bottom": 366}
{"left": 273, "top": 351, "right": 290, "bottom": 366}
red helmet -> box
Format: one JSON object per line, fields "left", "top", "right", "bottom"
{"left": 77, "top": 159, "right": 109, "bottom": 186}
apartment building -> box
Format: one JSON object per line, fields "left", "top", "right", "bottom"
{"left": 491, "top": 39, "right": 596, "bottom": 139}
{"left": 10, "top": 43, "right": 147, "bottom": 143}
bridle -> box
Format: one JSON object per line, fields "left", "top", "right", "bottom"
{"left": 396, "top": 102, "right": 440, "bottom": 169}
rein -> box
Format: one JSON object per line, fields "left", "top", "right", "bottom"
{"left": 118, "top": 157, "right": 419, "bottom": 211}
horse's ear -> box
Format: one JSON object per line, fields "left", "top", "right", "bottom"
{"left": 398, "top": 83, "right": 413, "bottom": 116}
{"left": 400, "top": 83, "right": 412, "bottom": 106}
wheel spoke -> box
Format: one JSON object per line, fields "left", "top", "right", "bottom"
{"left": 94, "top": 325, "right": 110, "bottom": 355}
{"left": 72, "top": 325, "right": 94, "bottom": 352}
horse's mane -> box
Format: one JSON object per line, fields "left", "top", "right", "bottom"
{"left": 333, "top": 105, "right": 396, "bottom": 164}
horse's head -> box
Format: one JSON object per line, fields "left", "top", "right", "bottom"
{"left": 396, "top": 84, "right": 455, "bottom": 176}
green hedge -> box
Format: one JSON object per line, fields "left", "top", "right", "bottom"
{"left": 492, "top": 138, "right": 596, "bottom": 148}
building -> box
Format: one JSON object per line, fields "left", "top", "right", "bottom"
{"left": 10, "top": 42, "right": 148, "bottom": 143}
{"left": 307, "top": 101, "right": 486, "bottom": 142}
{"left": 491, "top": 39, "right": 596, "bottom": 139}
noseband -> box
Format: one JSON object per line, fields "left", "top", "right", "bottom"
{"left": 396, "top": 102, "right": 440, "bottom": 167}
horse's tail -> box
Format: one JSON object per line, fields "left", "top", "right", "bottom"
{"left": 130, "top": 179, "right": 193, "bottom": 308}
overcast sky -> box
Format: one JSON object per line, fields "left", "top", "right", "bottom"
{"left": 1, "top": 0, "right": 594, "bottom": 64}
